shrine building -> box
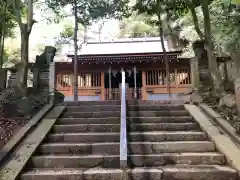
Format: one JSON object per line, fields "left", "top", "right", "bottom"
{"left": 54, "top": 37, "right": 192, "bottom": 101}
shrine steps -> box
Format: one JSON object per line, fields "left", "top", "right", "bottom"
{"left": 20, "top": 101, "right": 237, "bottom": 180}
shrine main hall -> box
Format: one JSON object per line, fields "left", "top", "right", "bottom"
{"left": 54, "top": 37, "right": 193, "bottom": 101}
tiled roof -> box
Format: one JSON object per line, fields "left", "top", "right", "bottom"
{"left": 69, "top": 37, "right": 170, "bottom": 55}
{"left": 55, "top": 37, "right": 172, "bottom": 62}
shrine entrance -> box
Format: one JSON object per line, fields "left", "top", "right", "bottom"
{"left": 104, "top": 68, "right": 142, "bottom": 100}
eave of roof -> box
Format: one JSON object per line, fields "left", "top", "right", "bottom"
{"left": 67, "top": 51, "right": 182, "bottom": 59}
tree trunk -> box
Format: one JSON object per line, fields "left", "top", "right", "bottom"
{"left": 157, "top": 0, "right": 170, "bottom": 95}
{"left": 10, "top": 0, "right": 34, "bottom": 95}
{"left": 73, "top": 0, "right": 78, "bottom": 101}
{"left": 17, "top": 28, "right": 29, "bottom": 94}
{"left": 0, "top": 3, "right": 6, "bottom": 68}
{"left": 186, "top": 0, "right": 204, "bottom": 40}
{"left": 201, "top": 0, "right": 223, "bottom": 93}
{"left": 0, "top": 33, "right": 5, "bottom": 68}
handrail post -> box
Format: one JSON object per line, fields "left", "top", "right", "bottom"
{"left": 120, "top": 68, "right": 127, "bottom": 178}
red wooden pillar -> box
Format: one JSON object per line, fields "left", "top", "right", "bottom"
{"left": 142, "top": 71, "right": 147, "bottom": 100}
{"left": 100, "top": 72, "right": 105, "bottom": 100}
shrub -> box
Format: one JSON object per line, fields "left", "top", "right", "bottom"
{"left": 55, "top": 91, "right": 65, "bottom": 104}
{"left": 0, "top": 88, "right": 49, "bottom": 118}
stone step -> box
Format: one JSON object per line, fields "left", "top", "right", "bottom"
{"left": 21, "top": 166, "right": 237, "bottom": 180}
{"left": 127, "top": 105, "right": 185, "bottom": 111}
{"left": 61, "top": 110, "right": 189, "bottom": 118}
{"left": 66, "top": 104, "right": 185, "bottom": 112}
{"left": 39, "top": 141, "right": 215, "bottom": 155}
{"left": 21, "top": 168, "right": 122, "bottom": 180}
{"left": 63, "top": 100, "right": 183, "bottom": 106}
{"left": 52, "top": 123, "right": 199, "bottom": 133}
{"left": 30, "top": 153, "right": 225, "bottom": 169}
{"left": 53, "top": 124, "right": 120, "bottom": 133}
{"left": 66, "top": 105, "right": 121, "bottom": 112}
{"left": 127, "top": 110, "right": 189, "bottom": 117}
{"left": 126, "top": 100, "right": 185, "bottom": 105}
{"left": 61, "top": 111, "right": 120, "bottom": 118}
{"left": 64, "top": 101, "right": 121, "bottom": 106}
{"left": 47, "top": 131, "right": 207, "bottom": 143}
{"left": 57, "top": 116, "right": 193, "bottom": 125}
{"left": 158, "top": 165, "right": 237, "bottom": 180}
{"left": 57, "top": 117, "right": 121, "bottom": 124}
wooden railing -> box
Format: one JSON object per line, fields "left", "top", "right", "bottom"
{"left": 120, "top": 69, "right": 127, "bottom": 177}
{"left": 56, "top": 74, "right": 73, "bottom": 96}
{"left": 105, "top": 88, "right": 142, "bottom": 100}
{"left": 77, "top": 72, "right": 101, "bottom": 87}
{"left": 146, "top": 68, "right": 191, "bottom": 86}
{"left": 144, "top": 68, "right": 192, "bottom": 95}
{"left": 56, "top": 72, "right": 102, "bottom": 97}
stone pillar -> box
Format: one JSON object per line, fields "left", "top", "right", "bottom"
{"left": 235, "top": 78, "right": 240, "bottom": 117}
{"left": 190, "top": 58, "right": 200, "bottom": 91}
{"left": 32, "top": 67, "right": 39, "bottom": 88}
{"left": 49, "top": 62, "right": 55, "bottom": 103}
{"left": 0, "top": 68, "right": 6, "bottom": 90}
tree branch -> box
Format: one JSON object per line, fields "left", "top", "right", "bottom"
{"left": 186, "top": 0, "right": 205, "bottom": 40}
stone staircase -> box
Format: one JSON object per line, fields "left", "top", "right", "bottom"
{"left": 20, "top": 101, "right": 237, "bottom": 180}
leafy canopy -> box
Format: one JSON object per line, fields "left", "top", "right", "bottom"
{"left": 45, "top": 0, "right": 130, "bottom": 26}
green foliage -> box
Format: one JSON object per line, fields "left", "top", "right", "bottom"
{"left": 164, "top": 0, "right": 189, "bottom": 18}
{"left": 1, "top": 49, "right": 20, "bottom": 67}
{"left": 177, "top": 0, "right": 240, "bottom": 56}
{"left": 0, "top": 1, "right": 16, "bottom": 35}
{"left": 3, "top": 36, "right": 21, "bottom": 67}
{"left": 0, "top": 0, "right": 17, "bottom": 67}
{"left": 134, "top": 0, "right": 190, "bottom": 18}
{"left": 57, "top": 24, "right": 74, "bottom": 44}
{"left": 211, "top": 0, "right": 240, "bottom": 53}
{"left": 232, "top": 0, "right": 240, "bottom": 4}
{"left": 60, "top": 25, "right": 74, "bottom": 39}
{"left": 223, "top": 0, "right": 240, "bottom": 5}
{"left": 119, "top": 12, "right": 159, "bottom": 37}
{"left": 132, "top": 0, "right": 185, "bottom": 43}
{"left": 45, "top": 0, "right": 131, "bottom": 26}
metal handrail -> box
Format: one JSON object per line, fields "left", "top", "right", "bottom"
{"left": 120, "top": 68, "right": 127, "bottom": 170}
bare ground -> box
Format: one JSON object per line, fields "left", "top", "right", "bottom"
{"left": 201, "top": 92, "right": 240, "bottom": 133}
{"left": 0, "top": 117, "right": 29, "bottom": 149}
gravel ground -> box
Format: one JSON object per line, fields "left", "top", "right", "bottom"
{"left": 0, "top": 117, "right": 28, "bottom": 149}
